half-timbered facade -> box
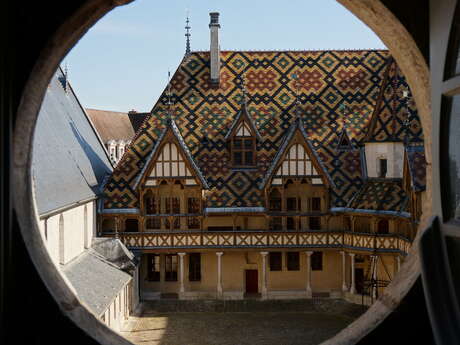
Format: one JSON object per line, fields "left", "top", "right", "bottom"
{"left": 99, "top": 13, "right": 426, "bottom": 304}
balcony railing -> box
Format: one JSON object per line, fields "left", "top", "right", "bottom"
{"left": 101, "top": 230, "right": 412, "bottom": 255}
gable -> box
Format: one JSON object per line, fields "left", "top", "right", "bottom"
{"left": 236, "top": 121, "right": 252, "bottom": 137}
{"left": 149, "top": 142, "right": 195, "bottom": 180}
{"left": 272, "top": 143, "right": 323, "bottom": 185}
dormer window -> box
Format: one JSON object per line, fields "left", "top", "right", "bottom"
{"left": 232, "top": 135, "right": 255, "bottom": 167}
{"left": 225, "top": 104, "right": 261, "bottom": 169}
{"left": 379, "top": 158, "right": 387, "bottom": 178}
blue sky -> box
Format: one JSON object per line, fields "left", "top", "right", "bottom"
{"left": 65, "top": 0, "right": 385, "bottom": 112}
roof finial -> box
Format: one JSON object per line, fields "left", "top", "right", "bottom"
{"left": 166, "top": 70, "right": 173, "bottom": 120}
{"left": 185, "top": 10, "right": 191, "bottom": 57}
{"left": 241, "top": 75, "right": 247, "bottom": 106}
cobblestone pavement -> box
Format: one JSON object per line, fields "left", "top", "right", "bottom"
{"left": 120, "top": 311, "right": 357, "bottom": 345}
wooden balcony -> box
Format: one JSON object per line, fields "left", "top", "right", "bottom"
{"left": 101, "top": 230, "right": 412, "bottom": 255}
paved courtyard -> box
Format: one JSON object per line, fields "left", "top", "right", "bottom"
{"left": 121, "top": 310, "right": 359, "bottom": 345}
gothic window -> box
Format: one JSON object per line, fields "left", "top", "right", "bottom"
{"left": 377, "top": 219, "right": 389, "bottom": 234}
{"left": 172, "top": 197, "right": 180, "bottom": 214}
{"left": 187, "top": 197, "right": 200, "bottom": 229}
{"left": 188, "top": 253, "right": 201, "bottom": 281}
{"left": 269, "top": 217, "right": 283, "bottom": 231}
{"left": 165, "top": 254, "right": 178, "bottom": 281}
{"left": 144, "top": 193, "right": 157, "bottom": 214}
{"left": 146, "top": 218, "right": 161, "bottom": 230}
{"left": 311, "top": 252, "right": 323, "bottom": 271}
{"left": 147, "top": 254, "right": 160, "bottom": 281}
{"left": 311, "top": 197, "right": 321, "bottom": 212}
{"left": 287, "top": 252, "right": 300, "bottom": 271}
{"left": 309, "top": 217, "right": 321, "bottom": 230}
{"left": 269, "top": 189, "right": 282, "bottom": 211}
{"left": 287, "top": 197, "right": 299, "bottom": 211}
{"left": 125, "top": 219, "right": 139, "bottom": 232}
{"left": 231, "top": 135, "right": 255, "bottom": 167}
{"left": 269, "top": 252, "right": 282, "bottom": 271}
{"left": 287, "top": 217, "right": 296, "bottom": 230}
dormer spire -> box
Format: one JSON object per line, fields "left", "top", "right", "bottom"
{"left": 185, "top": 11, "right": 191, "bottom": 57}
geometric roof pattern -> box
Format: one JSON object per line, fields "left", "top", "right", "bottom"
{"left": 347, "top": 179, "right": 409, "bottom": 213}
{"left": 406, "top": 145, "right": 427, "bottom": 192}
{"left": 103, "top": 50, "right": 424, "bottom": 211}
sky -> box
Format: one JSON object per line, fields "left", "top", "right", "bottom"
{"left": 65, "top": 0, "right": 386, "bottom": 113}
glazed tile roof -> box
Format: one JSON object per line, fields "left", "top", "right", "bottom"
{"left": 347, "top": 179, "right": 409, "bottom": 213}
{"left": 103, "top": 50, "right": 424, "bottom": 212}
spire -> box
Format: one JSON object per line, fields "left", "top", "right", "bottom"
{"left": 291, "top": 72, "right": 302, "bottom": 120}
{"left": 241, "top": 74, "right": 247, "bottom": 106}
{"left": 185, "top": 10, "right": 191, "bottom": 57}
{"left": 166, "top": 70, "right": 173, "bottom": 120}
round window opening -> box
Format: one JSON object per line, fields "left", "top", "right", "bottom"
{"left": 12, "top": 1, "right": 432, "bottom": 344}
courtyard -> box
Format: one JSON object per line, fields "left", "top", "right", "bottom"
{"left": 120, "top": 300, "right": 366, "bottom": 345}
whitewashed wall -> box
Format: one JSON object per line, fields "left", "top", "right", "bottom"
{"left": 102, "top": 281, "right": 133, "bottom": 332}
{"left": 365, "top": 142, "right": 405, "bottom": 178}
{"left": 39, "top": 200, "right": 96, "bottom": 266}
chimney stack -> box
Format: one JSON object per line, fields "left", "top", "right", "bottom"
{"left": 209, "top": 12, "right": 220, "bottom": 85}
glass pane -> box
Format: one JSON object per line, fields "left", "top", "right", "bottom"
{"left": 234, "top": 151, "right": 242, "bottom": 165}
{"left": 443, "top": 96, "right": 460, "bottom": 220}
{"left": 245, "top": 151, "right": 253, "bottom": 165}
{"left": 244, "top": 138, "right": 253, "bottom": 149}
{"left": 233, "top": 139, "right": 242, "bottom": 149}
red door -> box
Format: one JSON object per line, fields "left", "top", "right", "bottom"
{"left": 245, "top": 270, "right": 258, "bottom": 294}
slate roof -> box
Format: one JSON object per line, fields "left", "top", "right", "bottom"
{"left": 32, "top": 68, "right": 113, "bottom": 216}
{"left": 103, "top": 50, "right": 424, "bottom": 213}
{"left": 62, "top": 246, "right": 132, "bottom": 317}
{"left": 86, "top": 108, "right": 135, "bottom": 143}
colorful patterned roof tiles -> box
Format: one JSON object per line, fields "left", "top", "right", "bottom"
{"left": 102, "top": 50, "right": 423, "bottom": 212}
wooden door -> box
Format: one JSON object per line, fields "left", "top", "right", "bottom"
{"left": 245, "top": 270, "right": 258, "bottom": 294}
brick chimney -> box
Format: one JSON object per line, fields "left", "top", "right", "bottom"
{"left": 209, "top": 12, "right": 220, "bottom": 85}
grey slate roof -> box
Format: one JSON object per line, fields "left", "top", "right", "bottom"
{"left": 62, "top": 244, "right": 132, "bottom": 317}
{"left": 32, "top": 68, "right": 113, "bottom": 215}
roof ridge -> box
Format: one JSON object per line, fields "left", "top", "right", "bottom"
{"left": 191, "top": 48, "right": 389, "bottom": 53}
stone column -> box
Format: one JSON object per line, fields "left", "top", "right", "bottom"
{"left": 216, "top": 252, "right": 224, "bottom": 298}
{"left": 260, "top": 252, "right": 268, "bottom": 298}
{"left": 349, "top": 253, "right": 356, "bottom": 294}
{"left": 305, "top": 251, "right": 313, "bottom": 298}
{"left": 178, "top": 253, "right": 186, "bottom": 294}
{"left": 340, "top": 251, "right": 347, "bottom": 292}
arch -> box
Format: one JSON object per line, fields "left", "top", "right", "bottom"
{"left": 58, "top": 214, "right": 65, "bottom": 265}
{"left": 102, "top": 218, "right": 116, "bottom": 232}
{"left": 124, "top": 219, "right": 139, "bottom": 232}
{"left": 377, "top": 219, "right": 390, "bottom": 234}
{"left": 354, "top": 217, "right": 371, "bottom": 233}
{"left": 11, "top": 1, "right": 431, "bottom": 345}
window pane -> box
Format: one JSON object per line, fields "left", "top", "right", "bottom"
{"left": 234, "top": 139, "right": 242, "bottom": 149}
{"left": 287, "top": 252, "right": 300, "bottom": 271}
{"left": 244, "top": 139, "right": 253, "bottom": 149}
{"left": 311, "top": 252, "right": 323, "bottom": 271}
{"left": 244, "top": 151, "right": 253, "bottom": 165}
{"left": 443, "top": 96, "right": 460, "bottom": 220}
{"left": 287, "top": 197, "right": 297, "bottom": 211}
{"left": 269, "top": 252, "right": 282, "bottom": 271}
{"left": 234, "top": 151, "right": 243, "bottom": 165}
